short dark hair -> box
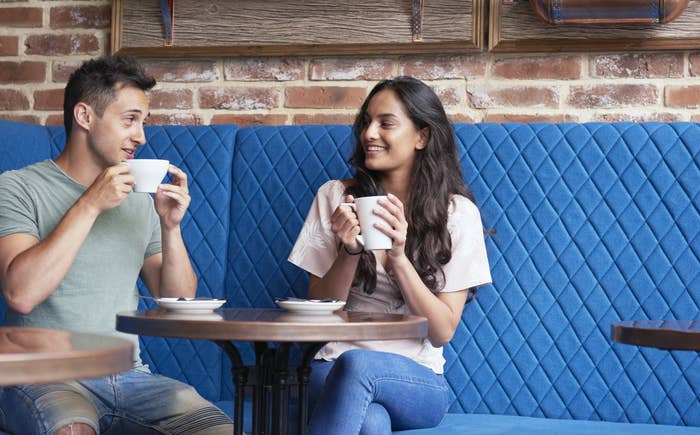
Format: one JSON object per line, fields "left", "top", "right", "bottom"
{"left": 63, "top": 56, "right": 156, "bottom": 136}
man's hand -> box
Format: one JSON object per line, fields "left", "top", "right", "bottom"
{"left": 81, "top": 163, "right": 135, "bottom": 214}
{"left": 154, "top": 165, "right": 190, "bottom": 229}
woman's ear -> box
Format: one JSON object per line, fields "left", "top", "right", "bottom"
{"left": 416, "top": 127, "right": 429, "bottom": 150}
{"left": 73, "top": 102, "right": 92, "bottom": 132}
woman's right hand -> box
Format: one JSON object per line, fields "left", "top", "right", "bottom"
{"left": 331, "top": 195, "right": 362, "bottom": 252}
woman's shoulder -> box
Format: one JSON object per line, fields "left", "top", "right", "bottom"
{"left": 449, "top": 194, "right": 480, "bottom": 218}
{"left": 316, "top": 179, "right": 349, "bottom": 202}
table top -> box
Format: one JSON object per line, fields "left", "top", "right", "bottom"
{"left": 611, "top": 320, "right": 700, "bottom": 351}
{"left": 0, "top": 327, "right": 134, "bottom": 386}
{"left": 116, "top": 308, "right": 428, "bottom": 342}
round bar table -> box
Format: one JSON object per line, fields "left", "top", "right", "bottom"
{"left": 0, "top": 326, "right": 134, "bottom": 386}
{"left": 611, "top": 320, "right": 700, "bottom": 351}
{"left": 116, "top": 308, "right": 428, "bottom": 435}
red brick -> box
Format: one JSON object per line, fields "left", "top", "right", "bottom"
{"left": 309, "top": 58, "right": 393, "bottom": 81}
{"left": 432, "top": 84, "right": 462, "bottom": 107}
{"left": 224, "top": 58, "right": 305, "bottom": 81}
{"left": 447, "top": 113, "right": 477, "bottom": 124}
{"left": 34, "top": 89, "right": 64, "bottom": 110}
{"left": 0, "top": 61, "right": 45, "bottom": 83}
{"left": 591, "top": 112, "right": 683, "bottom": 122}
{"left": 50, "top": 5, "right": 110, "bottom": 29}
{"left": 483, "top": 113, "right": 579, "bottom": 123}
{"left": 0, "top": 36, "right": 19, "bottom": 56}
{"left": 147, "top": 113, "right": 201, "bottom": 126}
{"left": 285, "top": 86, "right": 366, "bottom": 109}
{"left": 591, "top": 53, "right": 683, "bottom": 78}
{"left": 0, "top": 7, "right": 42, "bottom": 27}
{"left": 492, "top": 56, "right": 582, "bottom": 80}
{"left": 468, "top": 85, "right": 559, "bottom": 109}
{"left": 0, "top": 89, "right": 30, "bottom": 110}
{"left": 52, "top": 60, "right": 83, "bottom": 82}
{"left": 665, "top": 85, "right": 700, "bottom": 109}
{"left": 199, "top": 87, "right": 279, "bottom": 110}
{"left": 25, "top": 34, "right": 99, "bottom": 56}
{"left": 211, "top": 114, "right": 289, "bottom": 126}
{"left": 568, "top": 84, "right": 657, "bottom": 108}
{"left": 400, "top": 55, "right": 486, "bottom": 79}
{"left": 0, "top": 114, "right": 40, "bottom": 125}
{"left": 293, "top": 114, "right": 356, "bottom": 125}
{"left": 690, "top": 53, "right": 700, "bottom": 77}
{"left": 45, "top": 114, "right": 64, "bottom": 126}
{"left": 143, "top": 61, "right": 218, "bottom": 83}
{"left": 149, "top": 89, "right": 193, "bottom": 110}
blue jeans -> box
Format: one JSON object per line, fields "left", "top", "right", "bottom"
{"left": 0, "top": 367, "right": 232, "bottom": 435}
{"left": 307, "top": 349, "right": 450, "bottom": 435}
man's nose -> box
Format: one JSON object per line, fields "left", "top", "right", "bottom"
{"left": 134, "top": 126, "right": 146, "bottom": 145}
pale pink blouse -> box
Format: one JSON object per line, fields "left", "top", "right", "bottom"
{"left": 288, "top": 180, "right": 492, "bottom": 373}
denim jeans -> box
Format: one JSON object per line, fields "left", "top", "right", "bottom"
{"left": 0, "top": 367, "right": 232, "bottom": 435}
{"left": 307, "top": 349, "right": 450, "bottom": 435}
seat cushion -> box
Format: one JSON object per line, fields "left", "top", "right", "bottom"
{"left": 394, "top": 413, "right": 700, "bottom": 434}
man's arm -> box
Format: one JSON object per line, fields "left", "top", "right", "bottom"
{"left": 0, "top": 165, "right": 134, "bottom": 314}
{"left": 139, "top": 164, "right": 197, "bottom": 298}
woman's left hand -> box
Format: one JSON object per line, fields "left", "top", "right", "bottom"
{"left": 374, "top": 193, "right": 408, "bottom": 259}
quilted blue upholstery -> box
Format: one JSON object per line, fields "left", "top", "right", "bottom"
{"left": 228, "top": 123, "right": 699, "bottom": 428}
{"left": 2, "top": 120, "right": 699, "bottom": 430}
{"left": 0, "top": 120, "right": 237, "bottom": 404}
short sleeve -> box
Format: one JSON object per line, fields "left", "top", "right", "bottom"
{"left": 288, "top": 180, "right": 346, "bottom": 278}
{"left": 441, "top": 195, "right": 492, "bottom": 292}
{"left": 0, "top": 171, "right": 40, "bottom": 239}
{"left": 144, "top": 196, "right": 162, "bottom": 259}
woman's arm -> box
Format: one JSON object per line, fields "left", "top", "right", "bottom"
{"left": 307, "top": 194, "right": 362, "bottom": 300}
{"left": 376, "top": 193, "right": 468, "bottom": 346}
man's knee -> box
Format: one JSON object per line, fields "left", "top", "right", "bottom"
{"left": 54, "top": 423, "right": 96, "bottom": 435}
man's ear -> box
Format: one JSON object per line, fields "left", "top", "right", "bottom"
{"left": 416, "top": 127, "right": 429, "bottom": 150}
{"left": 73, "top": 102, "right": 92, "bottom": 131}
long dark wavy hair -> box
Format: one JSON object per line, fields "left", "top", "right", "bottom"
{"left": 347, "top": 76, "right": 476, "bottom": 299}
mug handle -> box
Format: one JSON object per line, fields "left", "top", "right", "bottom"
{"left": 340, "top": 202, "right": 365, "bottom": 249}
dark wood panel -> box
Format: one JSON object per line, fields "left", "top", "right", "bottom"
{"left": 490, "top": 0, "right": 700, "bottom": 52}
{"left": 112, "top": 0, "right": 483, "bottom": 57}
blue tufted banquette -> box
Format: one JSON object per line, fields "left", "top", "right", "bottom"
{"left": 1, "top": 120, "right": 699, "bottom": 434}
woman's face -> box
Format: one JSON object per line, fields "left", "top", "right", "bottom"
{"left": 360, "top": 89, "right": 427, "bottom": 180}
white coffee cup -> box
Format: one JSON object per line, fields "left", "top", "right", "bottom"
{"left": 125, "top": 159, "right": 169, "bottom": 193}
{"left": 342, "top": 195, "right": 393, "bottom": 251}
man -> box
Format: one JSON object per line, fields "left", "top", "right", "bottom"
{"left": 0, "top": 56, "right": 232, "bottom": 434}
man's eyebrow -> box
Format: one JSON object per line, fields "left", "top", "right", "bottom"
{"left": 122, "top": 109, "right": 144, "bottom": 115}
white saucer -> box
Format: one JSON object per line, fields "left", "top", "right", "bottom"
{"left": 275, "top": 299, "right": 346, "bottom": 314}
{"left": 155, "top": 298, "right": 226, "bottom": 314}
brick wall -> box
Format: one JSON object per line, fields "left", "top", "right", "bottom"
{"left": 3, "top": 1, "right": 700, "bottom": 126}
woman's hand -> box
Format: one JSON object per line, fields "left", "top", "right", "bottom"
{"left": 375, "top": 193, "right": 408, "bottom": 259}
{"left": 331, "top": 195, "right": 362, "bottom": 253}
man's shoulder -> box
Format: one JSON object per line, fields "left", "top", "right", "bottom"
{"left": 0, "top": 160, "right": 53, "bottom": 182}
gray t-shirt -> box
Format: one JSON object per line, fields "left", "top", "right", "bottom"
{"left": 0, "top": 160, "right": 161, "bottom": 366}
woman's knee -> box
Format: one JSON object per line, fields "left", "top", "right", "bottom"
{"left": 331, "top": 349, "right": 374, "bottom": 378}
{"left": 360, "top": 403, "right": 391, "bottom": 435}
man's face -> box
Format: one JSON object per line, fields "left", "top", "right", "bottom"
{"left": 86, "top": 85, "right": 149, "bottom": 167}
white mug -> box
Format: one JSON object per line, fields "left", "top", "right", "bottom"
{"left": 342, "top": 195, "right": 393, "bottom": 251}
{"left": 125, "top": 159, "right": 170, "bottom": 193}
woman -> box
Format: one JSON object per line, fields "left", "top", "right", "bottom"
{"left": 288, "top": 76, "right": 492, "bottom": 434}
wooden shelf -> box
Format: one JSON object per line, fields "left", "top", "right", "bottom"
{"left": 112, "top": 0, "right": 484, "bottom": 57}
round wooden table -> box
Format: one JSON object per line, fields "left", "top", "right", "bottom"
{"left": 611, "top": 320, "right": 700, "bottom": 351}
{"left": 117, "top": 307, "right": 428, "bottom": 435}
{"left": 0, "top": 326, "right": 134, "bottom": 386}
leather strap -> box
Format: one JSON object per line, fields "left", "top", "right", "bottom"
{"left": 412, "top": 0, "right": 424, "bottom": 42}
{"left": 160, "top": 0, "right": 175, "bottom": 47}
